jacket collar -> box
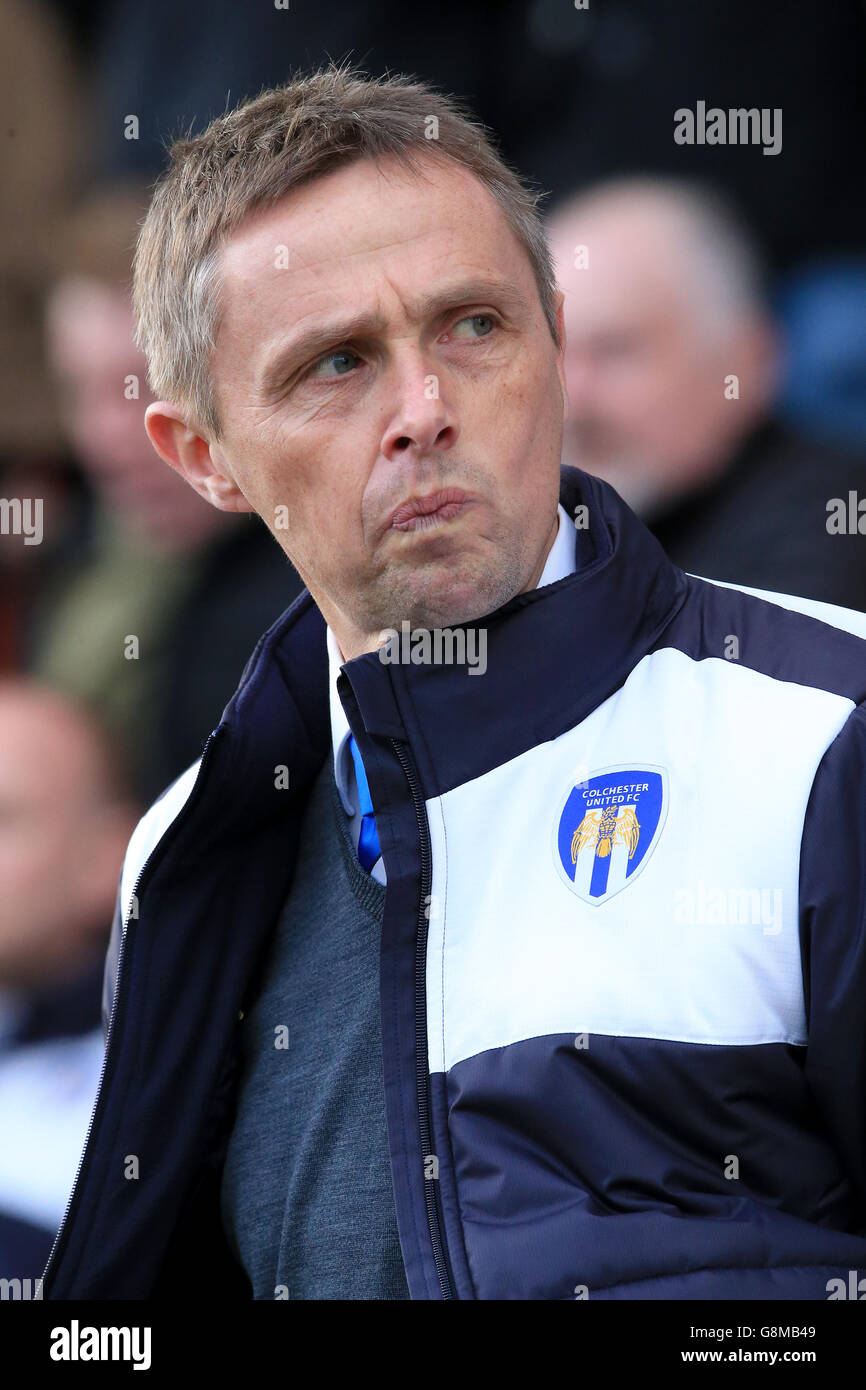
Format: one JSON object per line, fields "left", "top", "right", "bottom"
{"left": 216, "top": 466, "right": 689, "bottom": 808}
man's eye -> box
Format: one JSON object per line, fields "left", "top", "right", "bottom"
{"left": 307, "top": 349, "right": 361, "bottom": 379}
{"left": 450, "top": 314, "right": 495, "bottom": 340}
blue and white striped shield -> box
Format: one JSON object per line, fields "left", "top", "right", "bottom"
{"left": 554, "top": 764, "right": 669, "bottom": 905}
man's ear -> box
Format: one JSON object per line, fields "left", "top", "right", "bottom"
{"left": 144, "top": 402, "right": 254, "bottom": 513}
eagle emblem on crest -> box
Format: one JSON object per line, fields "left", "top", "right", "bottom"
{"left": 571, "top": 803, "right": 641, "bottom": 864}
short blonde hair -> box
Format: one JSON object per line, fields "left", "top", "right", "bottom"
{"left": 132, "top": 60, "right": 559, "bottom": 440}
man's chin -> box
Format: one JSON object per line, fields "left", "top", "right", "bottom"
{"left": 377, "top": 574, "right": 503, "bottom": 632}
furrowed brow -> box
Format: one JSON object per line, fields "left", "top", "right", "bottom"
{"left": 257, "top": 277, "right": 528, "bottom": 397}
{"left": 258, "top": 311, "right": 385, "bottom": 398}
{"left": 409, "top": 276, "right": 529, "bottom": 322}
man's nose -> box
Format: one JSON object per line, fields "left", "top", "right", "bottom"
{"left": 379, "top": 351, "right": 459, "bottom": 460}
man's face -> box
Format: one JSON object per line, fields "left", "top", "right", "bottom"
{"left": 204, "top": 152, "right": 566, "bottom": 653}
{"left": 549, "top": 204, "right": 749, "bottom": 508}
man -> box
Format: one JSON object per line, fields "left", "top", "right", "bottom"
{"left": 549, "top": 176, "right": 866, "bottom": 610}
{"left": 41, "top": 64, "right": 866, "bottom": 1301}
{"left": 0, "top": 679, "right": 137, "bottom": 1276}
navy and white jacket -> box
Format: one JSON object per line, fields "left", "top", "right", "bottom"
{"left": 40, "top": 466, "right": 866, "bottom": 1300}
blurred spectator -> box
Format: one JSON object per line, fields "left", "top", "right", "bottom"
{"left": 490, "top": 0, "right": 866, "bottom": 453}
{"left": 549, "top": 176, "right": 866, "bottom": 609}
{"left": 0, "top": 0, "right": 86, "bottom": 460}
{"left": 0, "top": 0, "right": 89, "bottom": 670}
{"left": 0, "top": 678, "right": 138, "bottom": 1277}
{"left": 23, "top": 187, "right": 303, "bottom": 803}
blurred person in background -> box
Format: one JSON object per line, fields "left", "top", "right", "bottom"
{"left": 549, "top": 176, "right": 866, "bottom": 610}
{"left": 0, "top": 0, "right": 87, "bottom": 671}
{"left": 495, "top": 0, "right": 866, "bottom": 452}
{"left": 0, "top": 678, "right": 138, "bottom": 1277}
{"left": 24, "top": 187, "right": 303, "bottom": 803}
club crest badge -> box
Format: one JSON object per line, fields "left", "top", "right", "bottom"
{"left": 553, "top": 764, "right": 668, "bottom": 905}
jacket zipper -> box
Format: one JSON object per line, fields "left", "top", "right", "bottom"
{"left": 391, "top": 737, "right": 454, "bottom": 1300}
{"left": 38, "top": 728, "right": 222, "bottom": 1295}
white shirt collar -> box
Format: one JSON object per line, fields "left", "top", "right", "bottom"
{"left": 327, "top": 502, "right": 575, "bottom": 814}
{"left": 326, "top": 622, "right": 359, "bottom": 814}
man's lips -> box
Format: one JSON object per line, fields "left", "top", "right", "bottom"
{"left": 388, "top": 487, "right": 471, "bottom": 531}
